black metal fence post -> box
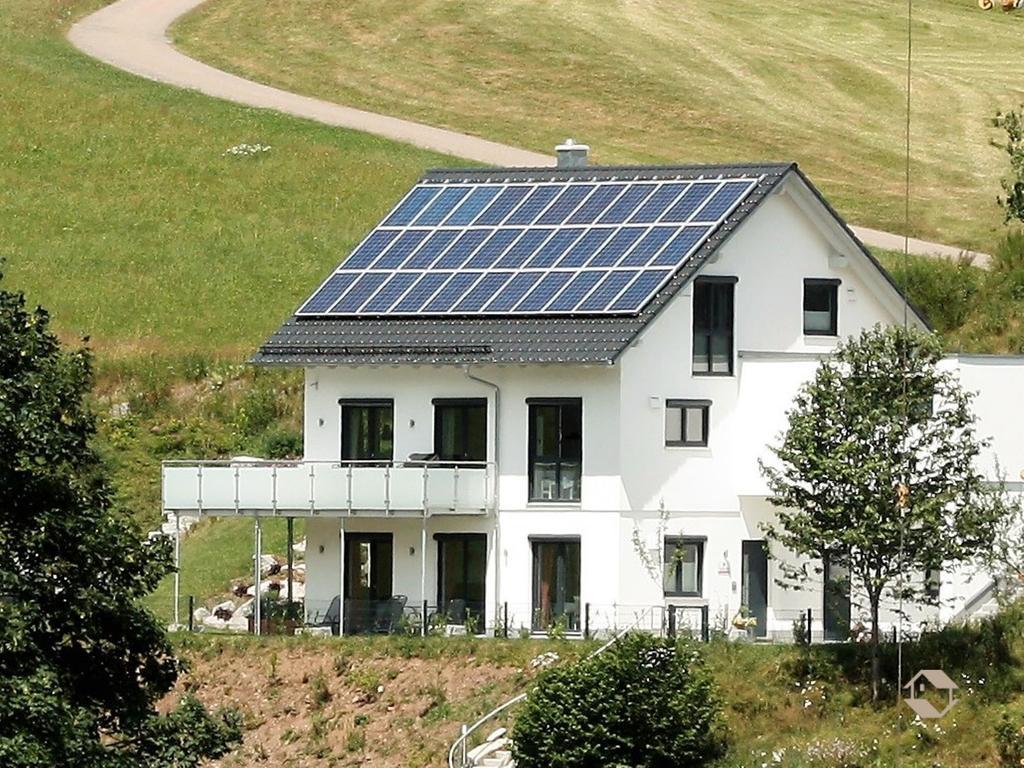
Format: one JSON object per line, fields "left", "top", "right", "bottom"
{"left": 668, "top": 604, "right": 677, "bottom": 639}
{"left": 806, "top": 608, "right": 813, "bottom": 644}
{"left": 421, "top": 600, "right": 428, "bottom": 637}
{"left": 700, "top": 605, "right": 710, "bottom": 643}
{"left": 187, "top": 595, "right": 194, "bottom": 632}
{"left": 503, "top": 602, "right": 509, "bottom": 638}
{"left": 584, "top": 603, "right": 591, "bottom": 640}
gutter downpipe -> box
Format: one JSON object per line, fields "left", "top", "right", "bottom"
{"left": 463, "top": 365, "right": 501, "bottom": 633}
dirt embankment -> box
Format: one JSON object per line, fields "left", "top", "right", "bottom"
{"left": 165, "top": 638, "right": 554, "bottom": 768}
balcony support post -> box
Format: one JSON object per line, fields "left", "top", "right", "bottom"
{"left": 286, "top": 517, "right": 294, "bottom": 607}
{"left": 420, "top": 515, "right": 427, "bottom": 637}
{"left": 338, "top": 519, "right": 346, "bottom": 637}
{"left": 253, "top": 518, "right": 262, "bottom": 636}
{"left": 172, "top": 511, "right": 180, "bottom": 628}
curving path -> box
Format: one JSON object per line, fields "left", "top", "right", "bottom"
{"left": 68, "top": 0, "right": 987, "bottom": 263}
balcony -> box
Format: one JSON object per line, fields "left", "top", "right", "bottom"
{"left": 162, "top": 460, "right": 495, "bottom": 517}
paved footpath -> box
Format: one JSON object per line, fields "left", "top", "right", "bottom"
{"left": 69, "top": 0, "right": 987, "bottom": 263}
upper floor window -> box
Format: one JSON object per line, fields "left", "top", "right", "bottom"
{"left": 693, "top": 278, "right": 735, "bottom": 376}
{"left": 803, "top": 278, "right": 840, "bottom": 336}
{"left": 664, "top": 537, "right": 704, "bottom": 597}
{"left": 528, "top": 398, "right": 582, "bottom": 503}
{"left": 433, "top": 398, "right": 487, "bottom": 465}
{"left": 340, "top": 399, "right": 393, "bottom": 463}
{"left": 665, "top": 399, "right": 710, "bottom": 447}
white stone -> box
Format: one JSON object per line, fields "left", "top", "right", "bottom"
{"left": 192, "top": 606, "right": 210, "bottom": 623}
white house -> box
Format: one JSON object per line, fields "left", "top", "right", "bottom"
{"left": 162, "top": 145, "right": 1022, "bottom": 641}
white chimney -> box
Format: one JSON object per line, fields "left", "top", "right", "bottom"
{"left": 555, "top": 138, "right": 589, "bottom": 169}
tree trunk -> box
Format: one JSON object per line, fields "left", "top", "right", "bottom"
{"left": 870, "top": 597, "right": 881, "bottom": 703}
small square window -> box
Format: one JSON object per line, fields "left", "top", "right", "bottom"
{"left": 665, "top": 400, "right": 710, "bottom": 447}
{"left": 803, "top": 279, "right": 839, "bottom": 336}
{"left": 664, "top": 538, "right": 704, "bottom": 597}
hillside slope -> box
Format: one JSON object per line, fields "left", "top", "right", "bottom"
{"left": 175, "top": 0, "right": 1024, "bottom": 252}
{"left": 170, "top": 630, "right": 1023, "bottom": 767}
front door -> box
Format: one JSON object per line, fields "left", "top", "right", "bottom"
{"left": 436, "top": 534, "right": 487, "bottom": 630}
{"left": 823, "top": 555, "right": 851, "bottom": 641}
{"left": 344, "top": 533, "right": 393, "bottom": 633}
{"left": 741, "top": 540, "right": 768, "bottom": 638}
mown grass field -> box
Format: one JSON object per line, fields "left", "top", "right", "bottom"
{"left": 175, "top": 0, "right": 1024, "bottom": 252}
{"left": 0, "top": 0, "right": 451, "bottom": 359}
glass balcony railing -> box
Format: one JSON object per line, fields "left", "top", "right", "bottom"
{"left": 161, "top": 459, "right": 495, "bottom": 516}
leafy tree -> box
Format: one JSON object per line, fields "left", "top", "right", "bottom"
{"left": 512, "top": 633, "right": 727, "bottom": 768}
{"left": 994, "top": 107, "right": 1024, "bottom": 224}
{"left": 0, "top": 273, "right": 241, "bottom": 767}
{"left": 761, "top": 325, "right": 1002, "bottom": 701}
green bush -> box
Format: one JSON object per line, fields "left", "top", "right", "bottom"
{"left": 996, "top": 709, "right": 1024, "bottom": 767}
{"left": 259, "top": 426, "right": 303, "bottom": 458}
{"left": 883, "top": 252, "right": 981, "bottom": 334}
{"left": 512, "top": 633, "right": 727, "bottom": 768}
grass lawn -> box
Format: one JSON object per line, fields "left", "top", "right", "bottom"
{"left": 175, "top": 0, "right": 1024, "bottom": 253}
{"left": 0, "top": 0, "right": 452, "bottom": 360}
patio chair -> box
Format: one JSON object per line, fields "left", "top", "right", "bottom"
{"left": 307, "top": 594, "right": 341, "bottom": 636}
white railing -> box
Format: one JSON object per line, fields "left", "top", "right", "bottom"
{"left": 162, "top": 459, "right": 495, "bottom": 516}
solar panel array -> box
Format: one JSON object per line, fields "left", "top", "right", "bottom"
{"left": 297, "top": 175, "right": 761, "bottom": 317}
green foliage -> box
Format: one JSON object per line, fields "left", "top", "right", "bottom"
{"left": 882, "top": 252, "right": 982, "bottom": 334}
{"left": 0, "top": 275, "right": 240, "bottom": 767}
{"left": 994, "top": 107, "right": 1024, "bottom": 225}
{"left": 761, "top": 324, "right": 1003, "bottom": 699}
{"left": 309, "top": 671, "right": 332, "bottom": 710}
{"left": 512, "top": 633, "right": 727, "bottom": 768}
{"left": 995, "top": 709, "right": 1024, "bottom": 767}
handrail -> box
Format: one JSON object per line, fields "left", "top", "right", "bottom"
{"left": 161, "top": 458, "right": 494, "bottom": 467}
{"left": 446, "top": 607, "right": 655, "bottom": 768}
{"left": 950, "top": 577, "right": 999, "bottom": 624}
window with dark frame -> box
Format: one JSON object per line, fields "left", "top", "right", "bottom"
{"left": 665, "top": 399, "right": 710, "bottom": 447}
{"left": 692, "top": 277, "right": 735, "bottom": 375}
{"left": 925, "top": 566, "right": 941, "bottom": 601}
{"left": 531, "top": 537, "right": 581, "bottom": 632}
{"left": 803, "top": 279, "right": 840, "bottom": 336}
{"left": 527, "top": 399, "right": 582, "bottom": 503}
{"left": 433, "top": 398, "right": 487, "bottom": 465}
{"left": 663, "top": 537, "right": 704, "bottom": 597}
{"left": 340, "top": 399, "right": 394, "bottom": 463}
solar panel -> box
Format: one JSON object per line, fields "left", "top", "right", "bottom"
{"left": 297, "top": 173, "right": 760, "bottom": 317}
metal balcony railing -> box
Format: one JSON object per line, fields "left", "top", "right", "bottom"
{"left": 161, "top": 459, "right": 495, "bottom": 517}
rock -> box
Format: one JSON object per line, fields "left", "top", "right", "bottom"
{"left": 484, "top": 728, "right": 507, "bottom": 743}
{"left": 237, "top": 599, "right": 254, "bottom": 618}
{"left": 192, "top": 606, "right": 210, "bottom": 624}
{"left": 292, "top": 538, "right": 307, "bottom": 554}
{"left": 212, "top": 600, "right": 235, "bottom": 620}
{"left": 258, "top": 554, "right": 278, "bottom": 576}
{"left": 468, "top": 738, "right": 508, "bottom": 763}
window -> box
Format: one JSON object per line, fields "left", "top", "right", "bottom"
{"left": 663, "top": 538, "right": 704, "bottom": 597}
{"left": 436, "top": 534, "right": 487, "bottom": 626}
{"left": 532, "top": 538, "right": 581, "bottom": 632}
{"left": 803, "top": 279, "right": 840, "bottom": 336}
{"left": 340, "top": 400, "right": 394, "bottom": 463}
{"left": 665, "top": 399, "right": 710, "bottom": 447}
{"left": 693, "top": 278, "right": 735, "bottom": 375}
{"left": 528, "top": 399, "right": 582, "bottom": 502}
{"left": 433, "top": 399, "right": 487, "bottom": 464}
{"left": 925, "top": 566, "right": 941, "bottom": 601}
